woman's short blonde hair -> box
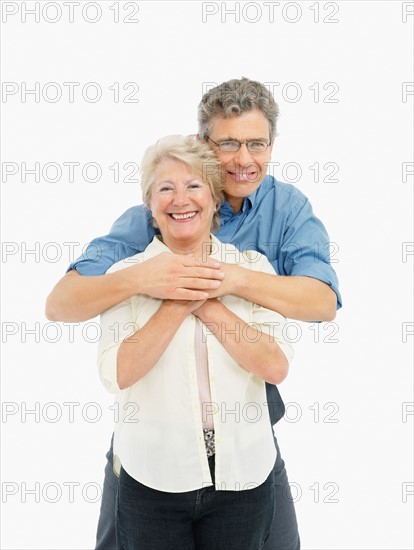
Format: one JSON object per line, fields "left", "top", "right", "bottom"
{"left": 140, "top": 135, "right": 224, "bottom": 232}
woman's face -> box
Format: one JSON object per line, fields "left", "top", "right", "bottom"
{"left": 150, "top": 159, "right": 215, "bottom": 250}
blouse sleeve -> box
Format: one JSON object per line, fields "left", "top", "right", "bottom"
{"left": 96, "top": 260, "right": 140, "bottom": 393}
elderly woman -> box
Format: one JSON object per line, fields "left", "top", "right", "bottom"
{"left": 97, "top": 135, "right": 294, "bottom": 550}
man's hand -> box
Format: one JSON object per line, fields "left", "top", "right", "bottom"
{"left": 135, "top": 252, "right": 224, "bottom": 300}
{"left": 45, "top": 253, "right": 223, "bottom": 323}
{"left": 204, "top": 263, "right": 240, "bottom": 298}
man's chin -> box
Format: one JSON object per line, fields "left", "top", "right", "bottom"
{"left": 224, "top": 179, "right": 261, "bottom": 197}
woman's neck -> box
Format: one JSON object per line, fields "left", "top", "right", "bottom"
{"left": 160, "top": 234, "right": 213, "bottom": 258}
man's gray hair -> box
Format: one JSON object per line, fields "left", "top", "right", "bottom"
{"left": 197, "top": 77, "right": 279, "bottom": 141}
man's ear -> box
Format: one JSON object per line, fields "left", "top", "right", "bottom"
{"left": 196, "top": 133, "right": 208, "bottom": 143}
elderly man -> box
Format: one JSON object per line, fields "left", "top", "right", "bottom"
{"left": 46, "top": 77, "right": 341, "bottom": 550}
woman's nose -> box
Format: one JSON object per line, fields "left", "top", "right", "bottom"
{"left": 172, "top": 188, "right": 190, "bottom": 205}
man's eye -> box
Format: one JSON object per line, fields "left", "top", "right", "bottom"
{"left": 249, "top": 141, "right": 269, "bottom": 152}
{"left": 249, "top": 141, "right": 266, "bottom": 148}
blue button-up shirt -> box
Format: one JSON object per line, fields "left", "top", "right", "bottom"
{"left": 69, "top": 175, "right": 341, "bottom": 308}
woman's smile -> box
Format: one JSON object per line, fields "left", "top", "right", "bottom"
{"left": 168, "top": 211, "right": 198, "bottom": 221}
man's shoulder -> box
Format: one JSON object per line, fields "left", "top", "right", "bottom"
{"left": 260, "top": 175, "right": 307, "bottom": 205}
{"left": 109, "top": 203, "right": 157, "bottom": 244}
{"left": 249, "top": 176, "right": 309, "bottom": 224}
{"left": 113, "top": 204, "right": 149, "bottom": 225}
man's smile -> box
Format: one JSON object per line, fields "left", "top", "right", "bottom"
{"left": 227, "top": 169, "right": 259, "bottom": 182}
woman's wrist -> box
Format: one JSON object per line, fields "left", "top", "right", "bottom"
{"left": 161, "top": 300, "right": 194, "bottom": 318}
{"left": 194, "top": 298, "right": 222, "bottom": 321}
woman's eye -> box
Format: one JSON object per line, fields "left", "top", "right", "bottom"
{"left": 188, "top": 182, "right": 203, "bottom": 190}
{"left": 159, "top": 186, "right": 173, "bottom": 192}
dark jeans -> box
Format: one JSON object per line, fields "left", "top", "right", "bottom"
{"left": 117, "top": 455, "right": 275, "bottom": 550}
{"left": 95, "top": 434, "right": 300, "bottom": 550}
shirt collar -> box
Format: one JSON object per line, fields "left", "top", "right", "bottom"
{"left": 221, "top": 176, "right": 271, "bottom": 216}
{"left": 220, "top": 194, "right": 253, "bottom": 218}
{"left": 142, "top": 235, "right": 172, "bottom": 260}
{"left": 142, "top": 234, "right": 237, "bottom": 264}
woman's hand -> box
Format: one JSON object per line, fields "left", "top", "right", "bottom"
{"left": 191, "top": 298, "right": 220, "bottom": 317}
{"left": 189, "top": 298, "right": 289, "bottom": 385}
{"left": 163, "top": 298, "right": 207, "bottom": 316}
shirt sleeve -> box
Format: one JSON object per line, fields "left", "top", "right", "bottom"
{"left": 246, "top": 251, "right": 294, "bottom": 364}
{"left": 97, "top": 259, "right": 142, "bottom": 393}
{"left": 97, "top": 298, "right": 135, "bottom": 394}
{"left": 67, "top": 205, "right": 158, "bottom": 276}
{"left": 278, "top": 189, "right": 342, "bottom": 309}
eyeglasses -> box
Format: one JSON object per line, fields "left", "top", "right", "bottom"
{"left": 207, "top": 137, "right": 271, "bottom": 153}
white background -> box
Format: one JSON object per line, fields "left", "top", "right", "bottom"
{"left": 1, "top": 1, "right": 413, "bottom": 549}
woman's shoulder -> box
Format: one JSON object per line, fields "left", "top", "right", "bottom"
{"left": 212, "top": 236, "right": 275, "bottom": 274}
{"left": 105, "top": 236, "right": 165, "bottom": 274}
{"left": 106, "top": 252, "right": 144, "bottom": 274}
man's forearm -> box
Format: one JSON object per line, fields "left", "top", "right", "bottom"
{"left": 233, "top": 271, "right": 337, "bottom": 322}
{"left": 45, "top": 253, "right": 224, "bottom": 323}
{"left": 45, "top": 269, "right": 138, "bottom": 322}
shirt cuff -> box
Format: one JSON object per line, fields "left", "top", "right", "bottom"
{"left": 99, "top": 346, "right": 121, "bottom": 394}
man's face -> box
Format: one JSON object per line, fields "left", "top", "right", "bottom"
{"left": 207, "top": 109, "right": 273, "bottom": 212}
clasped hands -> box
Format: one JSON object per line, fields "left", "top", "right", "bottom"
{"left": 136, "top": 251, "right": 241, "bottom": 316}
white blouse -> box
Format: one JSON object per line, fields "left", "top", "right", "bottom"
{"left": 97, "top": 235, "right": 294, "bottom": 493}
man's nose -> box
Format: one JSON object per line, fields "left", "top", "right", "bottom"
{"left": 233, "top": 143, "right": 254, "bottom": 166}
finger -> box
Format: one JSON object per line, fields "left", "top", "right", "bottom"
{"left": 182, "top": 267, "right": 225, "bottom": 280}
{"left": 171, "top": 288, "right": 210, "bottom": 301}
{"left": 177, "top": 277, "right": 222, "bottom": 290}
{"left": 204, "top": 288, "right": 221, "bottom": 299}
{"left": 182, "top": 254, "right": 221, "bottom": 269}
